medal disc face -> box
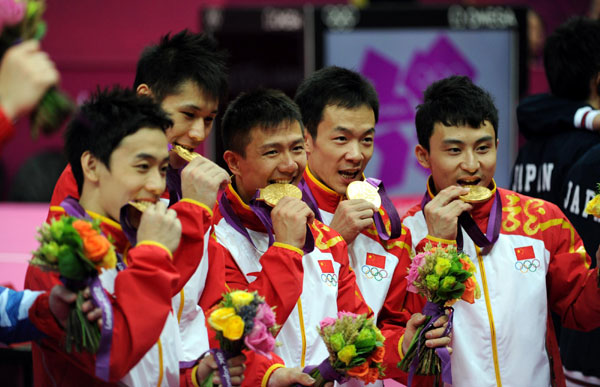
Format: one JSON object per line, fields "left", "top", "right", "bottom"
{"left": 259, "top": 184, "right": 302, "bottom": 207}
{"left": 459, "top": 185, "right": 493, "bottom": 203}
{"left": 346, "top": 181, "right": 381, "bottom": 209}
{"left": 173, "top": 144, "right": 200, "bottom": 162}
{"left": 129, "top": 201, "right": 151, "bottom": 213}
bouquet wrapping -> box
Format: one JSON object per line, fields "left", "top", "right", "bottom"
{"left": 30, "top": 215, "right": 117, "bottom": 380}
{"left": 0, "top": 0, "right": 74, "bottom": 138}
{"left": 301, "top": 312, "right": 385, "bottom": 387}
{"left": 397, "top": 243, "right": 481, "bottom": 386}
{"left": 207, "top": 290, "right": 278, "bottom": 387}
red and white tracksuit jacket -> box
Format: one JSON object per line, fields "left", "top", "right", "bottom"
{"left": 26, "top": 206, "right": 181, "bottom": 386}
{"left": 211, "top": 184, "right": 371, "bottom": 386}
{"left": 302, "top": 168, "right": 427, "bottom": 385}
{"left": 402, "top": 181, "right": 600, "bottom": 387}
{"left": 44, "top": 165, "right": 228, "bottom": 385}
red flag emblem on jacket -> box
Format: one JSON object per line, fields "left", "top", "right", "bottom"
{"left": 514, "top": 246, "right": 535, "bottom": 261}
{"left": 318, "top": 260, "right": 334, "bottom": 273}
{"left": 366, "top": 253, "right": 386, "bottom": 269}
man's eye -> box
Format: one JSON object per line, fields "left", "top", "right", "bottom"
{"left": 263, "top": 150, "right": 277, "bottom": 156}
{"left": 362, "top": 137, "right": 374, "bottom": 144}
{"left": 136, "top": 164, "right": 150, "bottom": 171}
{"left": 334, "top": 136, "right": 347, "bottom": 142}
{"left": 182, "top": 112, "right": 194, "bottom": 118}
{"left": 477, "top": 145, "right": 490, "bottom": 152}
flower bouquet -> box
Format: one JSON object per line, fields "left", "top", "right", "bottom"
{"left": 397, "top": 243, "right": 480, "bottom": 385}
{"left": 302, "top": 312, "right": 385, "bottom": 387}
{"left": 206, "top": 290, "right": 279, "bottom": 387}
{"left": 31, "top": 216, "right": 117, "bottom": 353}
{"left": 0, "top": 0, "right": 74, "bottom": 138}
{"left": 585, "top": 183, "right": 600, "bottom": 218}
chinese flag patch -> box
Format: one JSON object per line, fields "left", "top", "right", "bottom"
{"left": 318, "top": 260, "right": 334, "bottom": 273}
{"left": 366, "top": 253, "right": 386, "bottom": 269}
{"left": 514, "top": 246, "right": 535, "bottom": 261}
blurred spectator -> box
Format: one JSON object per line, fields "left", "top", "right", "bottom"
{"left": 8, "top": 150, "right": 66, "bottom": 202}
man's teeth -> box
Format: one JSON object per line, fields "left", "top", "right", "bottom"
{"left": 340, "top": 171, "right": 357, "bottom": 179}
{"left": 271, "top": 179, "right": 292, "bottom": 184}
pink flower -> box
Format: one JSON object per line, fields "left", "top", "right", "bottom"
{"left": 319, "top": 317, "right": 336, "bottom": 330}
{"left": 412, "top": 253, "right": 427, "bottom": 268}
{"left": 0, "top": 0, "right": 25, "bottom": 31}
{"left": 244, "top": 321, "right": 275, "bottom": 358}
{"left": 406, "top": 264, "right": 420, "bottom": 293}
{"left": 255, "top": 302, "right": 276, "bottom": 328}
{"left": 337, "top": 311, "right": 358, "bottom": 319}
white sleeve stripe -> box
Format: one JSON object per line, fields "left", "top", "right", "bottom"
{"left": 574, "top": 106, "right": 593, "bottom": 128}
{"left": 585, "top": 110, "right": 600, "bottom": 130}
{"left": 18, "top": 290, "right": 43, "bottom": 320}
{"left": 0, "top": 288, "right": 10, "bottom": 327}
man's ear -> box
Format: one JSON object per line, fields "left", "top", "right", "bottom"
{"left": 305, "top": 132, "right": 314, "bottom": 155}
{"left": 136, "top": 84, "right": 152, "bottom": 97}
{"left": 81, "top": 151, "right": 100, "bottom": 184}
{"left": 415, "top": 144, "right": 431, "bottom": 169}
{"left": 223, "top": 150, "right": 242, "bottom": 177}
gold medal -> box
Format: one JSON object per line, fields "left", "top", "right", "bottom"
{"left": 129, "top": 201, "right": 152, "bottom": 213}
{"left": 346, "top": 180, "right": 381, "bottom": 209}
{"left": 258, "top": 184, "right": 302, "bottom": 207}
{"left": 172, "top": 144, "right": 201, "bottom": 162}
{"left": 459, "top": 185, "right": 492, "bottom": 203}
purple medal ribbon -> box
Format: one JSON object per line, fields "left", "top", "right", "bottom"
{"left": 166, "top": 166, "right": 182, "bottom": 206}
{"left": 60, "top": 196, "right": 120, "bottom": 381}
{"left": 298, "top": 179, "right": 323, "bottom": 223}
{"left": 407, "top": 301, "right": 454, "bottom": 387}
{"left": 365, "top": 178, "right": 403, "bottom": 241}
{"left": 296, "top": 358, "right": 348, "bottom": 386}
{"left": 299, "top": 178, "right": 402, "bottom": 241}
{"left": 420, "top": 188, "right": 502, "bottom": 252}
{"left": 218, "top": 190, "right": 315, "bottom": 254}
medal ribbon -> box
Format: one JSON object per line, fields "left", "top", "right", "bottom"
{"left": 218, "top": 189, "right": 315, "bottom": 254}
{"left": 419, "top": 186, "right": 502, "bottom": 251}
{"left": 60, "top": 196, "right": 122, "bottom": 381}
{"left": 365, "top": 178, "right": 403, "bottom": 240}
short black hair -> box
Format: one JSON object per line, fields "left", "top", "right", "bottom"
{"left": 221, "top": 89, "right": 303, "bottom": 156}
{"left": 415, "top": 76, "right": 498, "bottom": 151}
{"left": 294, "top": 66, "right": 379, "bottom": 138}
{"left": 134, "top": 30, "right": 228, "bottom": 103}
{"left": 544, "top": 17, "right": 600, "bottom": 101}
{"left": 65, "top": 86, "right": 173, "bottom": 194}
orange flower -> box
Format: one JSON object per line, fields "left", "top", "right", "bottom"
{"left": 459, "top": 258, "right": 472, "bottom": 272}
{"left": 368, "top": 345, "right": 385, "bottom": 363}
{"left": 462, "top": 276, "right": 476, "bottom": 304}
{"left": 73, "top": 220, "right": 98, "bottom": 238}
{"left": 347, "top": 362, "right": 369, "bottom": 378}
{"left": 83, "top": 234, "right": 111, "bottom": 262}
{"left": 361, "top": 366, "right": 380, "bottom": 384}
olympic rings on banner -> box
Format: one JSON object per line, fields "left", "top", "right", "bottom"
{"left": 514, "top": 259, "right": 540, "bottom": 273}
{"left": 361, "top": 265, "right": 388, "bottom": 281}
{"left": 321, "top": 273, "right": 338, "bottom": 286}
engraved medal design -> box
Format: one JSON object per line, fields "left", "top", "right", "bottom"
{"left": 346, "top": 180, "right": 381, "bottom": 209}
{"left": 258, "top": 184, "right": 302, "bottom": 207}
{"left": 172, "top": 144, "right": 201, "bottom": 162}
{"left": 459, "top": 185, "right": 492, "bottom": 203}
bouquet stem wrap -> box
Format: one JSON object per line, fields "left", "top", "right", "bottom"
{"left": 301, "top": 358, "right": 349, "bottom": 387}
{"left": 406, "top": 301, "right": 453, "bottom": 387}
